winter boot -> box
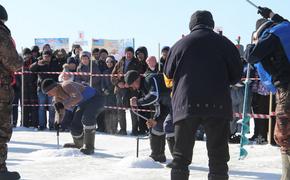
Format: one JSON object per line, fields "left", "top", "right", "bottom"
{"left": 208, "top": 174, "right": 229, "bottom": 180}
{"left": 0, "top": 171, "right": 20, "bottom": 180}
{"left": 149, "top": 134, "right": 166, "bottom": 163}
{"left": 166, "top": 137, "right": 175, "bottom": 156}
{"left": 63, "top": 134, "right": 84, "bottom": 149}
{"left": 80, "top": 128, "right": 95, "bottom": 155}
{"left": 171, "top": 168, "right": 189, "bottom": 180}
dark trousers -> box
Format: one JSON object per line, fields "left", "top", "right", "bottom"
{"left": 252, "top": 93, "right": 270, "bottom": 139}
{"left": 116, "top": 91, "right": 127, "bottom": 132}
{"left": 71, "top": 95, "right": 105, "bottom": 137}
{"left": 12, "top": 88, "right": 21, "bottom": 126}
{"left": 172, "top": 117, "right": 230, "bottom": 179}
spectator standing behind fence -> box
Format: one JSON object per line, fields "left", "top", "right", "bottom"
{"left": 20, "top": 48, "right": 39, "bottom": 128}
{"left": 30, "top": 50, "right": 61, "bottom": 130}
{"left": 0, "top": 4, "right": 23, "bottom": 179}
{"left": 92, "top": 48, "right": 100, "bottom": 61}
{"left": 135, "top": 46, "right": 148, "bottom": 74}
{"left": 95, "top": 48, "right": 108, "bottom": 133}
{"left": 102, "top": 56, "right": 118, "bottom": 134}
{"left": 228, "top": 44, "right": 245, "bottom": 143}
{"left": 66, "top": 57, "right": 78, "bottom": 72}
{"left": 31, "top": 45, "right": 40, "bottom": 59}
{"left": 71, "top": 44, "right": 82, "bottom": 67}
{"left": 135, "top": 46, "right": 149, "bottom": 135}
{"left": 159, "top": 46, "right": 170, "bottom": 72}
{"left": 164, "top": 10, "right": 243, "bottom": 180}
{"left": 249, "top": 70, "right": 271, "bottom": 144}
{"left": 244, "top": 7, "right": 290, "bottom": 179}
{"left": 75, "top": 51, "right": 102, "bottom": 91}
{"left": 11, "top": 66, "right": 21, "bottom": 127}
{"left": 54, "top": 49, "right": 67, "bottom": 68}
{"left": 111, "top": 47, "right": 142, "bottom": 135}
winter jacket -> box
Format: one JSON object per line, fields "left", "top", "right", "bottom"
{"left": 164, "top": 25, "right": 243, "bottom": 123}
{"left": 245, "top": 14, "right": 290, "bottom": 89}
{"left": 75, "top": 61, "right": 102, "bottom": 91}
{"left": 111, "top": 57, "right": 142, "bottom": 93}
{"left": 30, "top": 58, "right": 63, "bottom": 91}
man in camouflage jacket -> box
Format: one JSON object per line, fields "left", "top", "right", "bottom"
{"left": 0, "top": 4, "right": 23, "bottom": 180}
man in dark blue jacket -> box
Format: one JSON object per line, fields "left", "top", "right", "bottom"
{"left": 245, "top": 7, "right": 290, "bottom": 180}
{"left": 125, "top": 69, "right": 171, "bottom": 163}
{"left": 164, "top": 10, "right": 243, "bottom": 180}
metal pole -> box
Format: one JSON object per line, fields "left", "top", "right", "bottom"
{"left": 158, "top": 43, "right": 161, "bottom": 72}
{"left": 56, "top": 125, "right": 60, "bottom": 149}
{"left": 136, "top": 137, "right": 139, "bottom": 158}
{"left": 267, "top": 93, "right": 273, "bottom": 144}
{"left": 245, "top": 0, "right": 259, "bottom": 9}
{"left": 89, "top": 57, "right": 93, "bottom": 87}
{"left": 21, "top": 48, "right": 24, "bottom": 127}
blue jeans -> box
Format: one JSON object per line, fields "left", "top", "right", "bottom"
{"left": 37, "top": 90, "right": 55, "bottom": 128}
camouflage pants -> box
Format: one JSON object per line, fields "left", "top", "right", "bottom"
{"left": 0, "top": 86, "right": 14, "bottom": 172}
{"left": 0, "top": 102, "right": 12, "bottom": 171}
{"left": 275, "top": 85, "right": 290, "bottom": 140}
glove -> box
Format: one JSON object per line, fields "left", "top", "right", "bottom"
{"left": 54, "top": 102, "right": 64, "bottom": 112}
{"left": 54, "top": 121, "right": 60, "bottom": 130}
{"left": 257, "top": 7, "right": 272, "bottom": 19}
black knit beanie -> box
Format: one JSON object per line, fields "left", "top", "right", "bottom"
{"left": 0, "top": 5, "right": 8, "bottom": 21}
{"left": 125, "top": 70, "right": 140, "bottom": 85}
{"left": 189, "top": 10, "right": 214, "bottom": 31}
{"left": 41, "top": 79, "right": 58, "bottom": 94}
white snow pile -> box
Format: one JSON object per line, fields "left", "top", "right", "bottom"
{"left": 117, "top": 156, "right": 164, "bottom": 169}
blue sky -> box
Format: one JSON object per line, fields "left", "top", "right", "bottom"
{"left": 1, "top": 0, "right": 290, "bottom": 56}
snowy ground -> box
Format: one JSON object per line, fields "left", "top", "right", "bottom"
{"left": 7, "top": 127, "right": 282, "bottom": 180}
{"left": 7, "top": 111, "right": 282, "bottom": 180}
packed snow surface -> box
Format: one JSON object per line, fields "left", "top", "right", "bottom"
{"left": 7, "top": 127, "right": 282, "bottom": 180}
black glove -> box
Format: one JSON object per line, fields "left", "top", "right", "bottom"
{"left": 258, "top": 7, "right": 272, "bottom": 19}
{"left": 54, "top": 121, "right": 60, "bottom": 130}
{"left": 54, "top": 102, "right": 64, "bottom": 112}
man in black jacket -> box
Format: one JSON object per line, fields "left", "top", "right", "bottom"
{"left": 30, "top": 50, "right": 63, "bottom": 130}
{"left": 164, "top": 10, "right": 243, "bottom": 180}
{"left": 244, "top": 7, "right": 290, "bottom": 180}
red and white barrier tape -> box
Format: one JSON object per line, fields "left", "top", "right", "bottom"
{"left": 12, "top": 104, "right": 155, "bottom": 112}
{"left": 14, "top": 71, "right": 124, "bottom": 77}
{"left": 14, "top": 71, "right": 161, "bottom": 77}
{"left": 234, "top": 112, "right": 276, "bottom": 119}
{"left": 13, "top": 103, "right": 275, "bottom": 118}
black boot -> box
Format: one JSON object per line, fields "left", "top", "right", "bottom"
{"left": 171, "top": 168, "right": 189, "bottom": 180}
{"left": 80, "top": 128, "right": 95, "bottom": 155}
{"left": 208, "top": 174, "right": 229, "bottom": 180}
{"left": 167, "top": 137, "right": 175, "bottom": 156}
{"left": 0, "top": 171, "right": 20, "bottom": 180}
{"left": 63, "top": 134, "right": 84, "bottom": 149}
{"left": 149, "top": 134, "right": 166, "bottom": 163}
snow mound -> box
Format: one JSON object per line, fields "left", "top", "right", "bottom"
{"left": 117, "top": 156, "right": 164, "bottom": 169}
{"left": 29, "top": 148, "right": 83, "bottom": 158}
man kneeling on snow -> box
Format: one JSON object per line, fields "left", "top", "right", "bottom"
{"left": 41, "top": 78, "right": 104, "bottom": 155}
